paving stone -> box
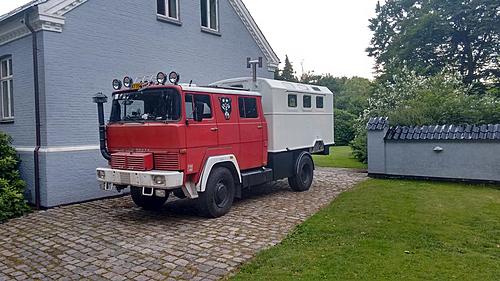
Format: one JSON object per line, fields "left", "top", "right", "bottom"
{"left": 0, "top": 168, "right": 365, "bottom": 280}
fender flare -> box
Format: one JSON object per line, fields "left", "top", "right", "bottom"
{"left": 196, "top": 155, "right": 242, "bottom": 192}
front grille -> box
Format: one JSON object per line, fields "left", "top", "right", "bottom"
{"left": 155, "top": 153, "right": 180, "bottom": 171}
{"left": 111, "top": 152, "right": 153, "bottom": 171}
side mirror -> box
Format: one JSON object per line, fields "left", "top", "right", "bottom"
{"left": 194, "top": 101, "right": 204, "bottom": 122}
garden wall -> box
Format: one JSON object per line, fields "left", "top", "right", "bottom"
{"left": 367, "top": 117, "right": 500, "bottom": 183}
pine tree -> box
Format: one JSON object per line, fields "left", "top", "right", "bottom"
{"left": 279, "top": 55, "right": 298, "bottom": 82}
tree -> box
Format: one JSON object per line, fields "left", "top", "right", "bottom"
{"left": 368, "top": 0, "right": 500, "bottom": 92}
{"left": 278, "top": 55, "right": 298, "bottom": 82}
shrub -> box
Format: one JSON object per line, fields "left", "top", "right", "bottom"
{"left": 351, "top": 69, "right": 500, "bottom": 162}
{"left": 334, "top": 109, "right": 357, "bottom": 146}
{"left": 0, "top": 133, "right": 30, "bottom": 222}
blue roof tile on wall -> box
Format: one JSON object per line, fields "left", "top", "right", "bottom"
{"left": 367, "top": 117, "right": 389, "bottom": 131}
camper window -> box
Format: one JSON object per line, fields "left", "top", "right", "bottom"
{"left": 316, "top": 96, "right": 324, "bottom": 109}
{"left": 303, "top": 95, "right": 312, "bottom": 108}
{"left": 288, "top": 94, "right": 297, "bottom": 108}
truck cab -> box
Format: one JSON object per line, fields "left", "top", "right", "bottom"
{"left": 94, "top": 72, "right": 333, "bottom": 217}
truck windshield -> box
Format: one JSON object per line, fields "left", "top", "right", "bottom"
{"left": 110, "top": 89, "right": 181, "bottom": 122}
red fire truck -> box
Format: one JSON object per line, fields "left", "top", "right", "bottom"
{"left": 93, "top": 71, "right": 334, "bottom": 217}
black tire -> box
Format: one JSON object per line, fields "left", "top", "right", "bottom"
{"left": 288, "top": 154, "right": 314, "bottom": 192}
{"left": 197, "top": 167, "right": 235, "bottom": 218}
{"left": 131, "top": 187, "right": 168, "bottom": 210}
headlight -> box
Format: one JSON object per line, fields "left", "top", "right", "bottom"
{"left": 97, "top": 170, "right": 106, "bottom": 179}
{"left": 168, "top": 71, "right": 180, "bottom": 84}
{"left": 152, "top": 175, "right": 166, "bottom": 185}
{"left": 112, "top": 79, "right": 122, "bottom": 90}
{"left": 156, "top": 72, "right": 167, "bottom": 85}
{"left": 123, "top": 76, "right": 133, "bottom": 88}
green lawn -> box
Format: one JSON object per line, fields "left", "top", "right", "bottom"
{"left": 231, "top": 179, "right": 500, "bottom": 281}
{"left": 313, "top": 146, "right": 367, "bottom": 169}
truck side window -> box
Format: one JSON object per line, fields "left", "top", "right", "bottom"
{"left": 303, "top": 95, "right": 312, "bottom": 108}
{"left": 185, "top": 94, "right": 212, "bottom": 119}
{"left": 288, "top": 94, "right": 297, "bottom": 108}
{"left": 316, "top": 96, "right": 324, "bottom": 109}
{"left": 238, "top": 97, "right": 259, "bottom": 119}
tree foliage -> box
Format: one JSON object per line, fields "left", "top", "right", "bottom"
{"left": 368, "top": 0, "right": 500, "bottom": 92}
{"left": 0, "top": 133, "right": 30, "bottom": 222}
{"left": 275, "top": 55, "right": 298, "bottom": 82}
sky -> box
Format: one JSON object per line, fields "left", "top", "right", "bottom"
{"left": 0, "top": 0, "right": 380, "bottom": 79}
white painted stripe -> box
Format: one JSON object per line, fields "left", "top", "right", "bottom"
{"left": 15, "top": 145, "right": 100, "bottom": 153}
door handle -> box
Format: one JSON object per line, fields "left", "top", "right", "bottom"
{"left": 257, "top": 125, "right": 263, "bottom": 129}
{"left": 210, "top": 127, "right": 219, "bottom": 132}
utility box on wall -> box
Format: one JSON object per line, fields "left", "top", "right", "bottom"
{"left": 367, "top": 117, "right": 500, "bottom": 183}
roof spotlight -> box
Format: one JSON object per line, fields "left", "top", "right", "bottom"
{"left": 112, "top": 79, "right": 122, "bottom": 90}
{"left": 157, "top": 72, "right": 167, "bottom": 85}
{"left": 168, "top": 71, "right": 180, "bottom": 85}
{"left": 123, "top": 76, "right": 133, "bottom": 88}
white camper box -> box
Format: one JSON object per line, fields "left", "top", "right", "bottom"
{"left": 210, "top": 78, "right": 335, "bottom": 153}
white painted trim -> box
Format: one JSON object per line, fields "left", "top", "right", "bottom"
{"left": 0, "top": 0, "right": 88, "bottom": 46}
{"left": 228, "top": 0, "right": 280, "bottom": 70}
{"left": 15, "top": 145, "right": 99, "bottom": 153}
{"left": 196, "top": 154, "right": 242, "bottom": 192}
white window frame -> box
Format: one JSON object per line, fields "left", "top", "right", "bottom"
{"left": 0, "top": 57, "right": 13, "bottom": 121}
{"left": 157, "top": 0, "right": 180, "bottom": 20}
{"left": 201, "top": 0, "right": 219, "bottom": 32}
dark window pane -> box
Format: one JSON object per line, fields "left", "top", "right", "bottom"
{"left": 303, "top": 95, "right": 311, "bottom": 108}
{"left": 238, "top": 97, "right": 245, "bottom": 118}
{"left": 187, "top": 94, "right": 212, "bottom": 119}
{"left": 316, "top": 96, "right": 324, "bottom": 108}
{"left": 201, "top": 0, "right": 208, "bottom": 27}
{"left": 2, "top": 81, "right": 8, "bottom": 118}
{"left": 185, "top": 95, "right": 194, "bottom": 119}
{"left": 288, "top": 94, "right": 297, "bottom": 107}
{"left": 239, "top": 97, "right": 258, "bottom": 118}
{"left": 9, "top": 80, "right": 13, "bottom": 116}
{"left": 168, "top": 0, "right": 177, "bottom": 18}
{"left": 1, "top": 60, "right": 7, "bottom": 78}
{"left": 209, "top": 0, "right": 217, "bottom": 30}
{"left": 157, "top": 0, "right": 166, "bottom": 15}
{"left": 8, "top": 59, "right": 12, "bottom": 76}
{"left": 244, "top": 98, "right": 258, "bottom": 118}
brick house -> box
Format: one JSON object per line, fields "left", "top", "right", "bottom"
{"left": 0, "top": 0, "right": 279, "bottom": 207}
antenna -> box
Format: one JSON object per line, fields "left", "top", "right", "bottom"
{"left": 247, "top": 57, "right": 263, "bottom": 83}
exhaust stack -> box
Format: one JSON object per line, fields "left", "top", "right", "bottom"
{"left": 92, "top": 92, "right": 111, "bottom": 161}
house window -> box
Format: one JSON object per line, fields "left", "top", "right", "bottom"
{"left": 239, "top": 97, "right": 258, "bottom": 118}
{"left": 201, "top": 0, "right": 219, "bottom": 31}
{"left": 157, "top": 0, "right": 179, "bottom": 20}
{"left": 303, "top": 95, "right": 312, "bottom": 108}
{"left": 316, "top": 96, "right": 324, "bottom": 109}
{"left": 288, "top": 94, "right": 297, "bottom": 108}
{"left": 0, "top": 57, "right": 13, "bottom": 121}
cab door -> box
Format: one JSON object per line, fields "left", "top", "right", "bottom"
{"left": 237, "top": 96, "right": 265, "bottom": 170}
{"left": 213, "top": 94, "right": 240, "bottom": 153}
{"left": 184, "top": 93, "right": 218, "bottom": 174}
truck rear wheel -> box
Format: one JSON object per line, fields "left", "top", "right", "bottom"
{"left": 197, "top": 167, "right": 235, "bottom": 218}
{"left": 288, "top": 153, "right": 314, "bottom": 192}
{"left": 131, "top": 187, "right": 168, "bottom": 210}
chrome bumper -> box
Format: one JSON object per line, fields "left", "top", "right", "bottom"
{"left": 96, "top": 168, "right": 184, "bottom": 190}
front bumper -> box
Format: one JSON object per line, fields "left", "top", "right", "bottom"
{"left": 96, "top": 168, "right": 184, "bottom": 190}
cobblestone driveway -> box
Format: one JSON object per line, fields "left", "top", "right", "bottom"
{"left": 0, "top": 168, "right": 366, "bottom": 281}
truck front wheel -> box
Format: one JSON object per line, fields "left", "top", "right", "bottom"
{"left": 288, "top": 153, "right": 314, "bottom": 192}
{"left": 131, "top": 187, "right": 168, "bottom": 210}
{"left": 197, "top": 167, "right": 235, "bottom": 218}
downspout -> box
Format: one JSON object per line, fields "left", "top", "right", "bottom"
{"left": 23, "top": 11, "right": 42, "bottom": 209}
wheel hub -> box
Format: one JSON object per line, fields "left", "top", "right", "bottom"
{"left": 215, "top": 182, "right": 228, "bottom": 207}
